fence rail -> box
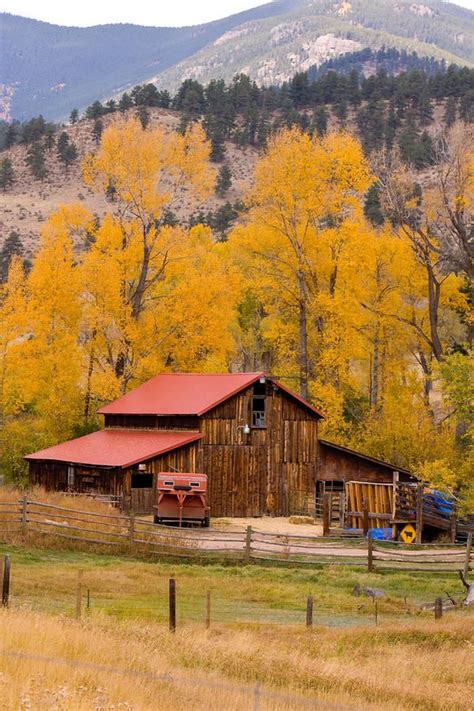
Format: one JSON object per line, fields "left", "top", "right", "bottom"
{"left": 0, "top": 498, "right": 472, "bottom": 573}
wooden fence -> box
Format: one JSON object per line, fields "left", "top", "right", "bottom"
{"left": 0, "top": 498, "right": 472, "bottom": 573}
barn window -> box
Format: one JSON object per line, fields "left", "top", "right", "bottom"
{"left": 251, "top": 382, "right": 266, "bottom": 427}
{"left": 131, "top": 473, "right": 153, "bottom": 488}
{"left": 67, "top": 465, "right": 75, "bottom": 489}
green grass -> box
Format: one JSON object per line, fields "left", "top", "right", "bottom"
{"left": 1, "top": 543, "right": 468, "bottom": 627}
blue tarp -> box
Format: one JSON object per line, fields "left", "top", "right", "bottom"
{"left": 424, "top": 489, "right": 455, "bottom": 518}
{"left": 367, "top": 527, "right": 392, "bottom": 541}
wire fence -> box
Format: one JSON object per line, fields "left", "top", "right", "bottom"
{"left": 0, "top": 648, "right": 357, "bottom": 710}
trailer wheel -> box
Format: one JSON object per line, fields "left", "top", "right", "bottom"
{"left": 202, "top": 516, "right": 210, "bottom": 528}
{"left": 153, "top": 516, "right": 161, "bottom": 525}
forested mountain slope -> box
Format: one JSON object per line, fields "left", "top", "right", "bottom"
{"left": 1, "top": 59, "right": 473, "bottom": 255}
{"left": 1, "top": 0, "right": 473, "bottom": 121}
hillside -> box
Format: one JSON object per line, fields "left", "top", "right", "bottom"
{"left": 0, "top": 109, "right": 259, "bottom": 254}
{"left": 1, "top": 0, "right": 474, "bottom": 121}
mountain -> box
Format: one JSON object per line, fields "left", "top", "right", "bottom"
{"left": 1, "top": 0, "right": 473, "bottom": 121}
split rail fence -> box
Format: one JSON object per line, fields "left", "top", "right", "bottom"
{"left": 0, "top": 498, "right": 472, "bottom": 574}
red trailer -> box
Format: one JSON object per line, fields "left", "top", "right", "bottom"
{"left": 154, "top": 472, "right": 210, "bottom": 527}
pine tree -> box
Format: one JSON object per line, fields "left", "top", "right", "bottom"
{"left": 57, "top": 132, "right": 77, "bottom": 171}
{"left": 92, "top": 118, "right": 104, "bottom": 144}
{"left": 25, "top": 142, "right": 47, "bottom": 180}
{"left": 216, "top": 164, "right": 232, "bottom": 196}
{"left": 44, "top": 124, "right": 56, "bottom": 151}
{"left": 385, "top": 100, "right": 398, "bottom": 150}
{"left": 0, "top": 231, "right": 23, "bottom": 282}
{"left": 118, "top": 93, "right": 133, "bottom": 113}
{"left": 0, "top": 157, "right": 15, "bottom": 191}
{"left": 85, "top": 101, "right": 105, "bottom": 120}
{"left": 364, "top": 184, "right": 384, "bottom": 226}
{"left": 443, "top": 97, "right": 457, "bottom": 127}
{"left": 418, "top": 89, "right": 433, "bottom": 126}
{"left": 135, "top": 105, "right": 150, "bottom": 130}
{"left": 459, "top": 91, "right": 474, "bottom": 123}
{"left": 4, "top": 123, "right": 18, "bottom": 149}
{"left": 313, "top": 105, "right": 328, "bottom": 136}
{"left": 69, "top": 109, "right": 79, "bottom": 124}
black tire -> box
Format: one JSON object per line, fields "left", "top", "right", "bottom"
{"left": 202, "top": 516, "right": 210, "bottom": 528}
{"left": 153, "top": 516, "right": 161, "bottom": 525}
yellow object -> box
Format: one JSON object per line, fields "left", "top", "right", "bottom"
{"left": 400, "top": 524, "right": 416, "bottom": 544}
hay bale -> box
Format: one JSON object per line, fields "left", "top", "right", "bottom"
{"left": 288, "top": 515, "right": 315, "bottom": 525}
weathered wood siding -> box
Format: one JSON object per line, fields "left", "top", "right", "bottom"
{"left": 120, "top": 441, "right": 200, "bottom": 512}
{"left": 29, "top": 461, "right": 124, "bottom": 496}
{"left": 199, "top": 384, "right": 319, "bottom": 517}
{"left": 104, "top": 414, "right": 199, "bottom": 430}
{"left": 318, "top": 444, "right": 412, "bottom": 484}
{"left": 28, "top": 441, "right": 200, "bottom": 514}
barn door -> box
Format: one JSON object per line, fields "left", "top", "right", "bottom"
{"left": 130, "top": 471, "right": 154, "bottom": 514}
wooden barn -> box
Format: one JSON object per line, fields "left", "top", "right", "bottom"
{"left": 26, "top": 372, "right": 414, "bottom": 518}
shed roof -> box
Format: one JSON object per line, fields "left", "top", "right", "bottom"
{"left": 98, "top": 372, "right": 324, "bottom": 419}
{"left": 25, "top": 430, "right": 202, "bottom": 469}
{"left": 319, "top": 439, "right": 411, "bottom": 476}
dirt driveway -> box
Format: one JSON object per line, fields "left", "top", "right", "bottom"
{"left": 211, "top": 515, "right": 323, "bottom": 537}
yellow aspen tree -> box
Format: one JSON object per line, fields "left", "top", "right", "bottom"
{"left": 232, "top": 127, "right": 372, "bottom": 401}
{"left": 81, "top": 117, "right": 217, "bottom": 391}
{"left": 25, "top": 204, "right": 91, "bottom": 442}
{"left": 0, "top": 257, "right": 28, "bottom": 425}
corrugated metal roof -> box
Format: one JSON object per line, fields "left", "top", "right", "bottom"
{"left": 98, "top": 372, "right": 324, "bottom": 418}
{"left": 25, "top": 430, "right": 202, "bottom": 468}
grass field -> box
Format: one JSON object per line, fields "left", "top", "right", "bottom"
{"left": 0, "top": 542, "right": 473, "bottom": 709}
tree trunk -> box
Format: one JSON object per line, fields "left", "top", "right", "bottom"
{"left": 370, "top": 326, "right": 380, "bottom": 409}
{"left": 296, "top": 270, "right": 309, "bottom": 400}
{"left": 427, "top": 265, "right": 443, "bottom": 361}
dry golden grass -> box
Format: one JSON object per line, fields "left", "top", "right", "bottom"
{"left": 0, "top": 486, "right": 122, "bottom": 516}
{"left": 1, "top": 487, "right": 205, "bottom": 568}
{"left": 0, "top": 607, "right": 472, "bottom": 710}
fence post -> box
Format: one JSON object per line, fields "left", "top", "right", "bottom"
{"left": 205, "top": 590, "right": 211, "bottom": 629}
{"left": 306, "top": 596, "right": 313, "bottom": 628}
{"left": 339, "top": 492, "right": 346, "bottom": 529}
{"left": 464, "top": 533, "right": 473, "bottom": 578}
{"left": 21, "top": 496, "right": 27, "bottom": 536}
{"left": 128, "top": 513, "right": 135, "bottom": 546}
{"left": 362, "top": 498, "right": 369, "bottom": 537}
{"left": 75, "top": 570, "right": 83, "bottom": 621}
{"left": 416, "top": 484, "right": 423, "bottom": 544}
{"left": 367, "top": 531, "right": 374, "bottom": 573}
{"left": 434, "top": 597, "right": 443, "bottom": 620}
{"left": 253, "top": 681, "right": 261, "bottom": 711}
{"left": 322, "top": 495, "right": 330, "bottom": 537}
{"left": 244, "top": 525, "right": 252, "bottom": 563}
{"left": 2, "top": 555, "right": 11, "bottom": 607}
{"left": 169, "top": 578, "right": 176, "bottom": 632}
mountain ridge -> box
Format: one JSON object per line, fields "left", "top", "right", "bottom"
{"left": 1, "top": 0, "right": 473, "bottom": 121}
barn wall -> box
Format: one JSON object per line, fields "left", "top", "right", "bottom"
{"left": 318, "top": 445, "right": 411, "bottom": 483}
{"left": 121, "top": 441, "right": 200, "bottom": 511}
{"left": 105, "top": 414, "right": 199, "bottom": 430}
{"left": 199, "top": 384, "right": 320, "bottom": 517}
{"left": 28, "top": 441, "right": 201, "bottom": 514}
{"left": 28, "top": 461, "right": 124, "bottom": 496}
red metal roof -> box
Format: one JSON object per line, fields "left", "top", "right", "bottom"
{"left": 25, "top": 430, "right": 202, "bottom": 468}
{"left": 98, "top": 372, "right": 324, "bottom": 418}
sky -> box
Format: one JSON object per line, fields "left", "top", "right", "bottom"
{"left": 0, "top": 0, "right": 274, "bottom": 27}
{"left": 0, "top": 0, "right": 471, "bottom": 27}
